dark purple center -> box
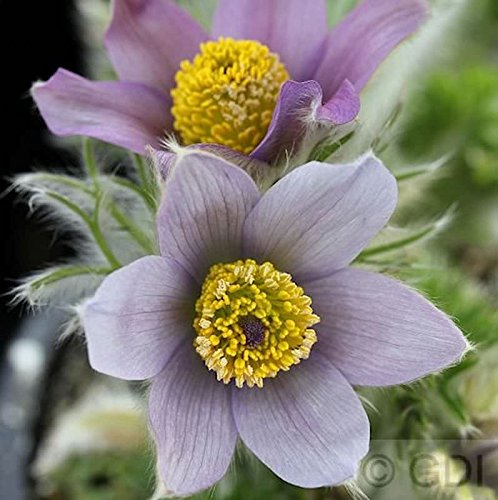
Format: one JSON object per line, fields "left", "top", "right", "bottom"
{"left": 239, "top": 316, "right": 266, "bottom": 348}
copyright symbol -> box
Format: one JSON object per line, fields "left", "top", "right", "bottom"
{"left": 362, "top": 454, "right": 395, "bottom": 487}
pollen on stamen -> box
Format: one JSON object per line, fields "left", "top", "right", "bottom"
{"left": 171, "top": 37, "right": 290, "bottom": 155}
{"left": 193, "top": 259, "right": 319, "bottom": 389}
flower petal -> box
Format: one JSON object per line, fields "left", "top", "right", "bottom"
{"left": 105, "top": 0, "right": 209, "bottom": 92}
{"left": 162, "top": 143, "right": 273, "bottom": 180}
{"left": 151, "top": 144, "right": 272, "bottom": 184}
{"left": 250, "top": 80, "right": 321, "bottom": 162}
{"left": 157, "top": 151, "right": 261, "bottom": 281}
{"left": 149, "top": 344, "right": 237, "bottom": 496}
{"left": 232, "top": 353, "right": 369, "bottom": 488}
{"left": 244, "top": 153, "right": 397, "bottom": 282}
{"left": 149, "top": 148, "right": 175, "bottom": 180}
{"left": 189, "top": 143, "right": 272, "bottom": 177}
{"left": 82, "top": 256, "right": 196, "bottom": 381}
{"left": 212, "top": 0, "right": 328, "bottom": 81}
{"left": 316, "top": 79, "right": 360, "bottom": 125}
{"left": 251, "top": 80, "right": 359, "bottom": 163}
{"left": 307, "top": 268, "right": 469, "bottom": 386}
{"left": 314, "top": 0, "right": 428, "bottom": 99}
{"left": 32, "top": 69, "right": 170, "bottom": 154}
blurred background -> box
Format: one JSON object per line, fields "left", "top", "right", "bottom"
{"left": 1, "top": 1, "right": 84, "bottom": 496}
{"left": 1, "top": 0, "right": 83, "bottom": 354}
{"left": 1, "top": 0, "right": 497, "bottom": 498}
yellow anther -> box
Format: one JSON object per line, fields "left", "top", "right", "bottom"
{"left": 285, "top": 319, "right": 295, "bottom": 329}
{"left": 171, "top": 37, "right": 289, "bottom": 154}
{"left": 234, "top": 358, "right": 245, "bottom": 369}
{"left": 278, "top": 341, "right": 289, "bottom": 351}
{"left": 193, "top": 259, "right": 319, "bottom": 388}
{"left": 199, "top": 318, "right": 211, "bottom": 329}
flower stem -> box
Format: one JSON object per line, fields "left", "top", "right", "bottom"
{"left": 82, "top": 138, "right": 99, "bottom": 180}
{"left": 133, "top": 153, "right": 149, "bottom": 187}
{"left": 131, "top": 153, "right": 159, "bottom": 211}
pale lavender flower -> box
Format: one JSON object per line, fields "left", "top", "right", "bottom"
{"left": 32, "top": 0, "right": 427, "bottom": 162}
{"left": 82, "top": 150, "right": 467, "bottom": 495}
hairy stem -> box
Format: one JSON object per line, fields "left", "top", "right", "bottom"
{"left": 82, "top": 138, "right": 99, "bottom": 180}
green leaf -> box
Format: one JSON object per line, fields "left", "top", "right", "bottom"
{"left": 107, "top": 202, "right": 156, "bottom": 254}
{"left": 110, "top": 175, "right": 157, "bottom": 213}
{"left": 309, "top": 131, "right": 355, "bottom": 162}
{"left": 28, "top": 265, "right": 112, "bottom": 290}
{"left": 46, "top": 190, "right": 121, "bottom": 269}
{"left": 358, "top": 213, "right": 452, "bottom": 260}
{"left": 13, "top": 265, "right": 112, "bottom": 307}
{"left": 393, "top": 155, "right": 451, "bottom": 182}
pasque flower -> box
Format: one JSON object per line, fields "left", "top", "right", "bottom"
{"left": 82, "top": 150, "right": 467, "bottom": 495}
{"left": 33, "top": 0, "right": 427, "bottom": 162}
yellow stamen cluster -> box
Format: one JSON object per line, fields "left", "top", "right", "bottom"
{"left": 171, "top": 37, "right": 289, "bottom": 154}
{"left": 194, "top": 259, "right": 319, "bottom": 388}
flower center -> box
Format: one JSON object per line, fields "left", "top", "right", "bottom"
{"left": 193, "top": 259, "right": 319, "bottom": 388}
{"left": 171, "top": 37, "right": 289, "bottom": 155}
{"left": 239, "top": 316, "right": 266, "bottom": 348}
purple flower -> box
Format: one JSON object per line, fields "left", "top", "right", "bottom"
{"left": 82, "top": 150, "right": 467, "bottom": 495}
{"left": 32, "top": 0, "right": 427, "bottom": 162}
